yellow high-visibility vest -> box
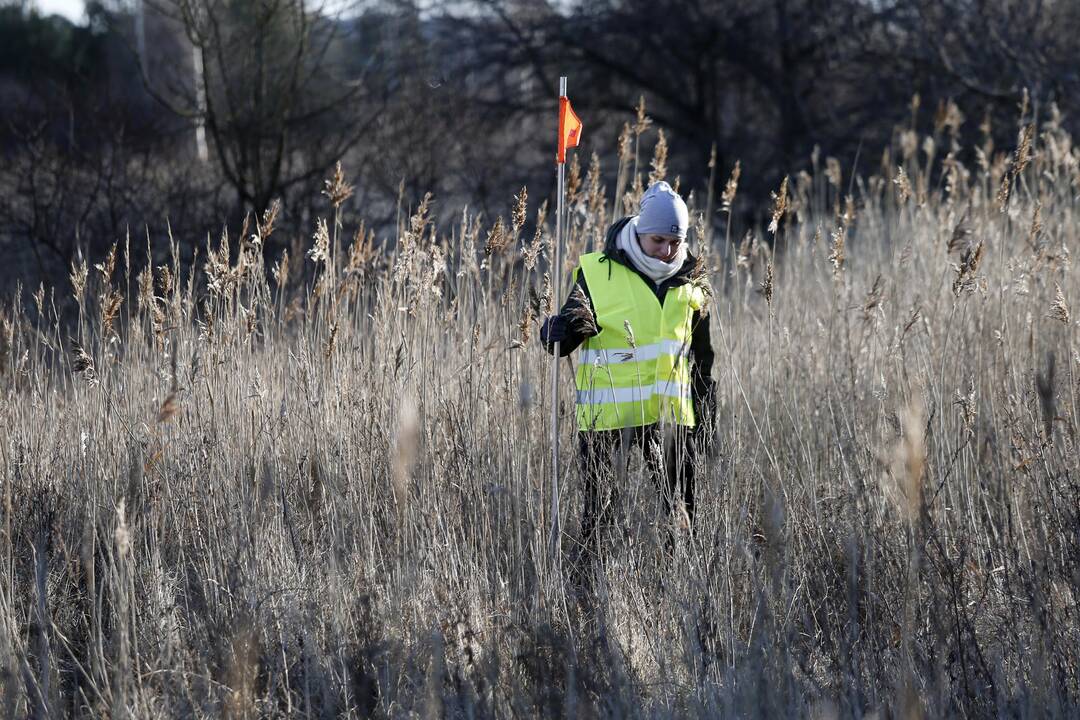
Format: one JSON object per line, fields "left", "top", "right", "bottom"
{"left": 574, "top": 252, "right": 706, "bottom": 431}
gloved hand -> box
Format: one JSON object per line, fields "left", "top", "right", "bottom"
{"left": 541, "top": 315, "right": 569, "bottom": 345}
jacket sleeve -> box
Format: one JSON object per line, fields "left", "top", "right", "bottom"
{"left": 540, "top": 273, "right": 599, "bottom": 357}
{"left": 689, "top": 309, "right": 717, "bottom": 426}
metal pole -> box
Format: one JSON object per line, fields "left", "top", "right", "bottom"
{"left": 549, "top": 76, "right": 567, "bottom": 563}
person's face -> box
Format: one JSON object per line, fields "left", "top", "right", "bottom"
{"left": 638, "top": 233, "right": 683, "bottom": 262}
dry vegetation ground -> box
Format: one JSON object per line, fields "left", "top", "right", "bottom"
{"left": 1, "top": 102, "right": 1078, "bottom": 717}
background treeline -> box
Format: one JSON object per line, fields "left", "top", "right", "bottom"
{"left": 3, "top": 0, "right": 1080, "bottom": 294}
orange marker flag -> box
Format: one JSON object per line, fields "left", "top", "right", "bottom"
{"left": 557, "top": 96, "right": 582, "bottom": 164}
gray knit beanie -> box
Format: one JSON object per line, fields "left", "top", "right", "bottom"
{"left": 636, "top": 181, "right": 688, "bottom": 240}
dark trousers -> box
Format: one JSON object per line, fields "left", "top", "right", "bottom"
{"left": 577, "top": 423, "right": 697, "bottom": 553}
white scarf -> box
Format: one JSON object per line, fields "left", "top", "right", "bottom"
{"left": 616, "top": 217, "right": 687, "bottom": 284}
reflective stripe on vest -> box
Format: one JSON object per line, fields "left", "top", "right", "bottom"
{"left": 579, "top": 339, "right": 690, "bottom": 367}
{"left": 576, "top": 380, "right": 691, "bottom": 405}
{"left": 573, "top": 252, "right": 704, "bottom": 431}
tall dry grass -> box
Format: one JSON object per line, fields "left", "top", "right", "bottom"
{"left": 0, "top": 98, "right": 1078, "bottom": 717}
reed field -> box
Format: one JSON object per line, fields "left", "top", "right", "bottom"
{"left": 1, "top": 100, "right": 1078, "bottom": 717}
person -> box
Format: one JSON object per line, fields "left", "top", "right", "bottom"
{"left": 541, "top": 181, "right": 716, "bottom": 559}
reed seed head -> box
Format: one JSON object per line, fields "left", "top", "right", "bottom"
{"left": 1013, "top": 123, "right": 1035, "bottom": 176}
{"left": 566, "top": 284, "right": 598, "bottom": 336}
{"left": 768, "top": 176, "right": 789, "bottom": 236}
{"left": 721, "top": 160, "right": 741, "bottom": 213}
{"left": 259, "top": 199, "right": 281, "bottom": 242}
{"left": 648, "top": 129, "right": 668, "bottom": 185}
{"left": 892, "top": 400, "right": 925, "bottom": 523}
{"left": 760, "top": 261, "right": 774, "bottom": 306}
{"left": 828, "top": 226, "right": 846, "bottom": 274}
{"left": 634, "top": 95, "right": 651, "bottom": 136}
{"left": 323, "top": 161, "right": 355, "bottom": 209}
{"left": 618, "top": 122, "right": 632, "bottom": 162}
{"left": 308, "top": 218, "right": 331, "bottom": 264}
{"left": 511, "top": 187, "right": 528, "bottom": 234}
{"left": 1050, "top": 284, "right": 1070, "bottom": 324}
{"left": 483, "top": 216, "right": 508, "bottom": 257}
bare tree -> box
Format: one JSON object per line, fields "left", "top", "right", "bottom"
{"left": 139, "top": 0, "right": 390, "bottom": 215}
{"left": 442, "top": 0, "right": 916, "bottom": 204}
{"left": 911, "top": 0, "right": 1080, "bottom": 112}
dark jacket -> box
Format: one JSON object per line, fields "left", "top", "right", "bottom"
{"left": 541, "top": 217, "right": 716, "bottom": 427}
